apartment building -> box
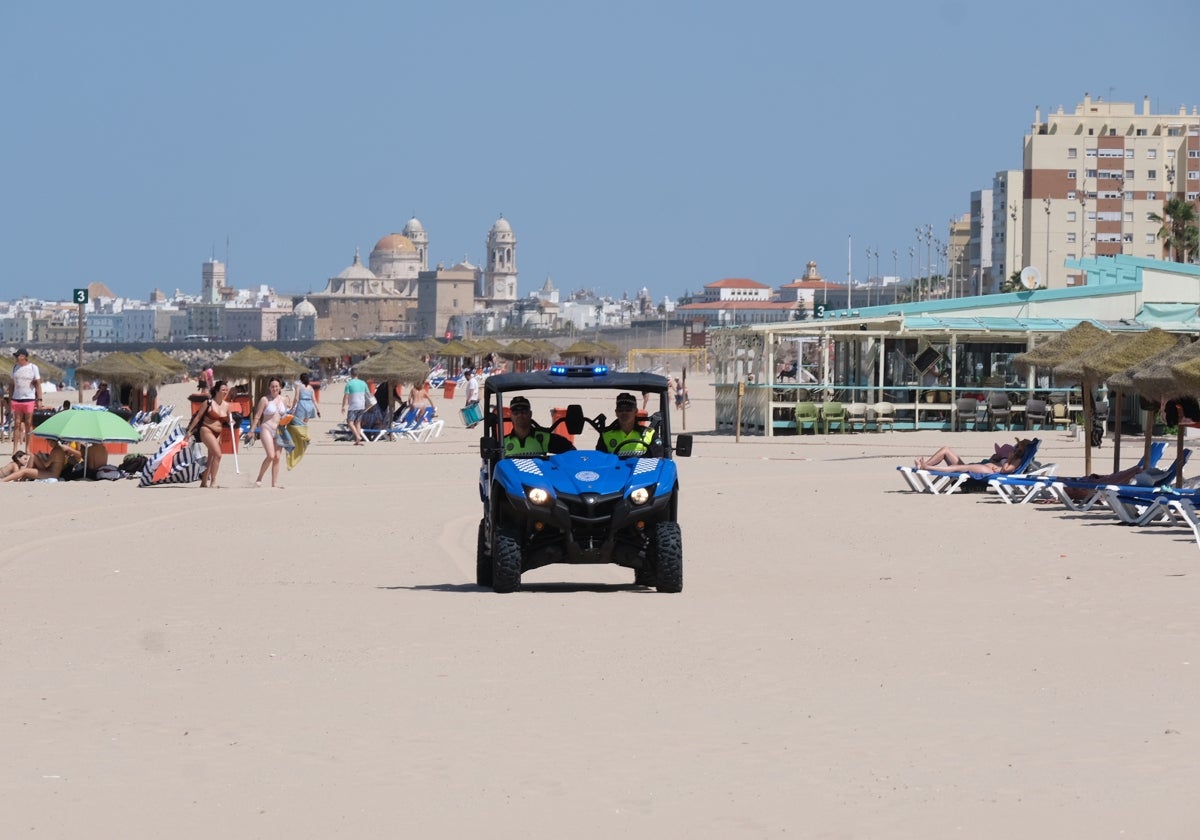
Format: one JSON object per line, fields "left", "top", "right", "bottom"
{"left": 992, "top": 93, "right": 1200, "bottom": 289}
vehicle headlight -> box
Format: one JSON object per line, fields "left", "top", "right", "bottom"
{"left": 629, "top": 487, "right": 650, "bottom": 505}
{"left": 527, "top": 487, "right": 552, "bottom": 506}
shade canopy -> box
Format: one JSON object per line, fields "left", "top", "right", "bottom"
{"left": 75, "top": 351, "right": 172, "bottom": 387}
{"left": 354, "top": 344, "right": 430, "bottom": 383}
{"left": 32, "top": 405, "right": 140, "bottom": 444}
{"left": 1082, "top": 328, "right": 1179, "bottom": 383}
{"left": 1013, "top": 321, "right": 1110, "bottom": 377}
{"left": 1, "top": 354, "right": 65, "bottom": 387}
{"left": 139, "top": 348, "right": 189, "bottom": 377}
{"left": 1129, "top": 339, "right": 1200, "bottom": 400}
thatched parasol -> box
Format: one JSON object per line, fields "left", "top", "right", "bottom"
{"left": 1120, "top": 337, "right": 1200, "bottom": 487}
{"left": 76, "top": 351, "right": 171, "bottom": 387}
{"left": 355, "top": 345, "right": 430, "bottom": 415}
{"left": 303, "top": 340, "right": 352, "bottom": 360}
{"left": 211, "top": 346, "right": 274, "bottom": 381}
{"left": 1078, "top": 328, "right": 1180, "bottom": 470}
{"left": 1, "top": 354, "right": 65, "bottom": 387}
{"left": 1013, "top": 321, "right": 1110, "bottom": 377}
{"left": 139, "top": 348, "right": 189, "bottom": 379}
{"left": 1129, "top": 339, "right": 1200, "bottom": 401}
{"left": 435, "top": 339, "right": 480, "bottom": 359}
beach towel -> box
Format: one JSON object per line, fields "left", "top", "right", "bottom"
{"left": 139, "top": 427, "right": 206, "bottom": 487}
{"left": 286, "top": 423, "right": 309, "bottom": 470}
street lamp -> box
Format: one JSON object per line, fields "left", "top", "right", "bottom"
{"left": 908, "top": 246, "right": 915, "bottom": 301}
{"left": 1009, "top": 201, "right": 1020, "bottom": 284}
{"left": 1078, "top": 185, "right": 1087, "bottom": 260}
{"left": 1043, "top": 197, "right": 1052, "bottom": 284}
{"left": 892, "top": 249, "right": 899, "bottom": 303}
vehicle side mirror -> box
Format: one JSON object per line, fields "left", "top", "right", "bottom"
{"left": 480, "top": 436, "right": 501, "bottom": 459}
{"left": 565, "top": 403, "right": 585, "bottom": 435}
{"left": 674, "top": 434, "right": 693, "bottom": 457}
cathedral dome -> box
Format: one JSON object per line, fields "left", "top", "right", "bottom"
{"left": 372, "top": 233, "right": 416, "bottom": 253}
{"left": 490, "top": 217, "right": 512, "bottom": 235}
{"left": 293, "top": 297, "right": 317, "bottom": 317}
{"left": 337, "top": 251, "right": 377, "bottom": 280}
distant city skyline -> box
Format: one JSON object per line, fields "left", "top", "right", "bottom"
{"left": 2, "top": 1, "right": 1197, "bottom": 304}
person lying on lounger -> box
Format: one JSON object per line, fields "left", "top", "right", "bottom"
{"left": 916, "top": 440, "right": 1030, "bottom": 475}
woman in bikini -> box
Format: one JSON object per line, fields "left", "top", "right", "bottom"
{"left": 0, "top": 451, "right": 39, "bottom": 482}
{"left": 252, "top": 377, "right": 288, "bottom": 489}
{"left": 187, "top": 380, "right": 234, "bottom": 488}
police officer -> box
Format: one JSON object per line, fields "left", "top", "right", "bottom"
{"left": 596, "top": 392, "right": 655, "bottom": 455}
{"left": 503, "top": 396, "right": 572, "bottom": 456}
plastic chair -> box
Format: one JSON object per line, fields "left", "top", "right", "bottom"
{"left": 986, "top": 391, "right": 1012, "bottom": 431}
{"left": 1050, "top": 402, "right": 1070, "bottom": 430}
{"left": 846, "top": 402, "right": 869, "bottom": 432}
{"left": 1024, "top": 398, "right": 1047, "bottom": 430}
{"left": 954, "top": 398, "right": 980, "bottom": 431}
{"left": 820, "top": 401, "right": 847, "bottom": 434}
{"left": 870, "top": 402, "right": 896, "bottom": 432}
{"left": 793, "top": 402, "right": 818, "bottom": 434}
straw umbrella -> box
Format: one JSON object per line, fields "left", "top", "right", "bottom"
{"left": 139, "top": 348, "right": 189, "bottom": 380}
{"left": 355, "top": 344, "right": 430, "bottom": 419}
{"left": 75, "top": 351, "right": 172, "bottom": 414}
{"left": 0, "top": 354, "right": 65, "bottom": 389}
{"left": 1125, "top": 338, "right": 1200, "bottom": 487}
{"left": 1079, "top": 328, "right": 1180, "bottom": 470}
{"left": 1014, "top": 322, "right": 1112, "bottom": 474}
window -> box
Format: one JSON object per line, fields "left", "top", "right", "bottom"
{"left": 1169, "top": 150, "right": 1177, "bottom": 159}
{"left": 1124, "top": 212, "right": 1133, "bottom": 223}
{"left": 1147, "top": 170, "right": 1157, "bottom": 179}
{"left": 1190, "top": 192, "right": 1200, "bottom": 201}
{"left": 1147, "top": 191, "right": 1157, "bottom": 200}
{"left": 1066, "top": 232, "right": 1077, "bottom": 243}
{"left": 1067, "top": 211, "right": 1077, "bottom": 222}
{"left": 1124, "top": 191, "right": 1134, "bottom": 201}
{"left": 1086, "top": 168, "right": 1098, "bottom": 178}
{"left": 1067, "top": 170, "right": 1077, "bottom": 180}
{"left": 1146, "top": 233, "right": 1157, "bottom": 244}
{"left": 1189, "top": 170, "right": 1200, "bottom": 180}
{"left": 1148, "top": 148, "right": 1157, "bottom": 159}
{"left": 1067, "top": 190, "right": 1077, "bottom": 200}
{"left": 1191, "top": 150, "right": 1200, "bottom": 158}
{"left": 1123, "top": 233, "right": 1134, "bottom": 243}
{"left": 1068, "top": 148, "right": 1078, "bottom": 159}
{"left": 1125, "top": 149, "right": 1135, "bottom": 158}
{"left": 1085, "top": 148, "right": 1097, "bottom": 157}
{"left": 1137, "top": 128, "right": 1148, "bottom": 137}
{"left": 1126, "top": 169, "right": 1135, "bottom": 179}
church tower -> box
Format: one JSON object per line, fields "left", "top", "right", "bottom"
{"left": 484, "top": 215, "right": 518, "bottom": 301}
{"left": 403, "top": 217, "right": 429, "bottom": 270}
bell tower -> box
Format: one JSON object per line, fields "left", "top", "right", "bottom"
{"left": 484, "top": 215, "right": 517, "bottom": 301}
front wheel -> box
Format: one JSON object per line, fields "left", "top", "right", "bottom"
{"left": 476, "top": 519, "right": 492, "bottom": 588}
{"left": 493, "top": 526, "right": 523, "bottom": 593}
{"left": 651, "top": 521, "right": 683, "bottom": 593}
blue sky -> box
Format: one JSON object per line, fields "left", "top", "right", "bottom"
{"left": 2, "top": 0, "right": 1197, "bottom": 306}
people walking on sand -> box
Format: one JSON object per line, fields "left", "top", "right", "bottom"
{"left": 290, "top": 373, "right": 320, "bottom": 423}
{"left": 463, "top": 368, "right": 480, "bottom": 408}
{"left": 341, "top": 368, "right": 368, "bottom": 445}
{"left": 252, "top": 377, "right": 290, "bottom": 488}
{"left": 185, "top": 379, "right": 235, "bottom": 488}
{"left": 9, "top": 349, "right": 41, "bottom": 455}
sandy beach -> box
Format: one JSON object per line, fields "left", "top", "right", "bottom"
{"left": 2, "top": 379, "right": 1198, "bottom": 838}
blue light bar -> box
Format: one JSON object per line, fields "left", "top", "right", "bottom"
{"left": 548, "top": 364, "right": 608, "bottom": 377}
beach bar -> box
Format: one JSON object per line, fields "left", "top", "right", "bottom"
{"left": 711, "top": 255, "right": 1200, "bottom": 435}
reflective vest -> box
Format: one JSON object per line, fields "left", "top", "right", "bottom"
{"left": 601, "top": 426, "right": 653, "bottom": 455}
{"left": 505, "top": 430, "right": 551, "bottom": 455}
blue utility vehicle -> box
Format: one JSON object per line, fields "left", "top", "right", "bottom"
{"left": 477, "top": 365, "right": 693, "bottom": 592}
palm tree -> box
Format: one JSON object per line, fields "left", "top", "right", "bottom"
{"left": 1148, "top": 197, "right": 1200, "bottom": 262}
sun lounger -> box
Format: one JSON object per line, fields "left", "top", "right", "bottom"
{"left": 988, "top": 441, "right": 1167, "bottom": 505}
{"left": 1044, "top": 448, "right": 1191, "bottom": 513}
{"left": 897, "top": 438, "right": 1042, "bottom": 495}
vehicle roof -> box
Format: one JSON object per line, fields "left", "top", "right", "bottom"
{"left": 484, "top": 370, "right": 670, "bottom": 396}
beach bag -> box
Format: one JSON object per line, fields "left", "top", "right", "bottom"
{"left": 94, "top": 464, "right": 122, "bottom": 481}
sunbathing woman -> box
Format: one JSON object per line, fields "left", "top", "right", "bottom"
{"left": 917, "top": 440, "right": 1029, "bottom": 475}
{"left": 0, "top": 451, "right": 39, "bottom": 482}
